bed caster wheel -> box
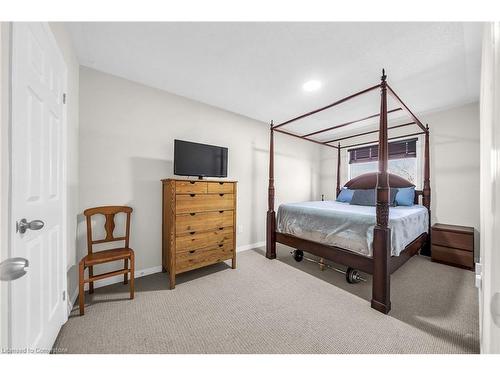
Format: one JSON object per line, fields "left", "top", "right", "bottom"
{"left": 293, "top": 250, "right": 304, "bottom": 262}
{"left": 346, "top": 267, "right": 362, "bottom": 284}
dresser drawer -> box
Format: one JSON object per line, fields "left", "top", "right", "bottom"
{"left": 431, "top": 245, "right": 473, "bottom": 269}
{"left": 176, "top": 210, "right": 233, "bottom": 235}
{"left": 176, "top": 245, "right": 234, "bottom": 273}
{"left": 207, "top": 182, "right": 234, "bottom": 194}
{"left": 176, "top": 227, "right": 233, "bottom": 251}
{"left": 432, "top": 230, "right": 473, "bottom": 252}
{"left": 175, "top": 181, "right": 207, "bottom": 194}
{"left": 176, "top": 193, "right": 234, "bottom": 214}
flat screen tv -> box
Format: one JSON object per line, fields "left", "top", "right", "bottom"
{"left": 174, "top": 139, "right": 228, "bottom": 179}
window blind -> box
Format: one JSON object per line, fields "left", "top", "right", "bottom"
{"left": 349, "top": 138, "right": 417, "bottom": 164}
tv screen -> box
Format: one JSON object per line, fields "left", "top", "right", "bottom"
{"left": 174, "top": 140, "right": 228, "bottom": 178}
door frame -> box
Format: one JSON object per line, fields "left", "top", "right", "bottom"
{"left": 1, "top": 22, "right": 69, "bottom": 350}
{"left": 0, "top": 21, "right": 12, "bottom": 352}
{"left": 479, "top": 21, "right": 500, "bottom": 354}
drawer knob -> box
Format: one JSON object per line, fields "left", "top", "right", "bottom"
{"left": 218, "top": 244, "right": 223, "bottom": 248}
{"left": 190, "top": 194, "right": 196, "bottom": 197}
{"left": 219, "top": 210, "right": 224, "bottom": 214}
{"left": 190, "top": 213, "right": 196, "bottom": 216}
{"left": 219, "top": 182, "right": 224, "bottom": 185}
{"left": 219, "top": 193, "right": 224, "bottom": 197}
{"left": 189, "top": 250, "right": 195, "bottom": 254}
{"left": 219, "top": 227, "right": 224, "bottom": 230}
{"left": 190, "top": 231, "right": 196, "bottom": 235}
{"left": 190, "top": 181, "right": 195, "bottom": 184}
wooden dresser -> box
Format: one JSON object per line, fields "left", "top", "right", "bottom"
{"left": 431, "top": 223, "right": 474, "bottom": 270}
{"left": 162, "top": 178, "right": 237, "bottom": 289}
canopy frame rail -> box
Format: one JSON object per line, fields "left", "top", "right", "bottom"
{"left": 268, "top": 77, "right": 426, "bottom": 151}
{"left": 272, "top": 84, "right": 381, "bottom": 130}
{"left": 339, "top": 131, "right": 426, "bottom": 150}
{"left": 387, "top": 84, "right": 426, "bottom": 132}
{"left": 324, "top": 121, "right": 416, "bottom": 144}
{"left": 273, "top": 128, "right": 339, "bottom": 149}
{"left": 301, "top": 108, "right": 403, "bottom": 138}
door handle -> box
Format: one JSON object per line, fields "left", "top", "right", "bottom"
{"left": 0, "top": 257, "right": 29, "bottom": 281}
{"left": 16, "top": 218, "right": 44, "bottom": 234}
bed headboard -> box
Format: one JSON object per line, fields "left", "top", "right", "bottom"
{"left": 343, "top": 172, "right": 423, "bottom": 205}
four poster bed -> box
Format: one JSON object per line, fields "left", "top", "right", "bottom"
{"left": 266, "top": 70, "right": 431, "bottom": 314}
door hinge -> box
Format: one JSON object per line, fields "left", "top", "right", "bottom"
{"left": 62, "top": 290, "right": 66, "bottom": 301}
{"left": 63, "top": 93, "right": 67, "bottom": 104}
{"left": 475, "top": 263, "right": 482, "bottom": 289}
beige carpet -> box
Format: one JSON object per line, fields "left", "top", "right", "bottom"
{"left": 54, "top": 246, "right": 479, "bottom": 354}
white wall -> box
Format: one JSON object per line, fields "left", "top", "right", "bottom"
{"left": 77, "top": 67, "right": 320, "bottom": 278}
{"left": 320, "top": 102, "right": 480, "bottom": 232}
{"left": 424, "top": 102, "right": 480, "bottom": 231}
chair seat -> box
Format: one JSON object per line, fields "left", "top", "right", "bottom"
{"left": 83, "top": 247, "right": 134, "bottom": 266}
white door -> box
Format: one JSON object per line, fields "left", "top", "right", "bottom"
{"left": 479, "top": 22, "right": 500, "bottom": 354}
{"left": 10, "top": 23, "right": 67, "bottom": 352}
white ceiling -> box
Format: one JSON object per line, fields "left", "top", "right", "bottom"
{"left": 66, "top": 22, "right": 483, "bottom": 140}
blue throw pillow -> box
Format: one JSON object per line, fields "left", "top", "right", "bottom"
{"left": 395, "top": 187, "right": 415, "bottom": 206}
{"left": 350, "top": 189, "right": 376, "bottom": 206}
{"left": 350, "top": 188, "right": 399, "bottom": 207}
{"left": 336, "top": 188, "right": 354, "bottom": 203}
{"left": 390, "top": 188, "right": 399, "bottom": 206}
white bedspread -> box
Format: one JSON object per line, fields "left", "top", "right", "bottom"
{"left": 277, "top": 201, "right": 428, "bottom": 257}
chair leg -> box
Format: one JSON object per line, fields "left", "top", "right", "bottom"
{"left": 79, "top": 261, "right": 85, "bottom": 316}
{"left": 129, "top": 253, "right": 135, "bottom": 300}
{"left": 124, "top": 258, "right": 128, "bottom": 285}
{"left": 89, "top": 266, "right": 94, "bottom": 294}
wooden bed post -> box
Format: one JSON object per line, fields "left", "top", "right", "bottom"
{"left": 266, "top": 121, "right": 277, "bottom": 259}
{"left": 421, "top": 124, "right": 432, "bottom": 256}
{"left": 371, "top": 70, "right": 391, "bottom": 314}
{"left": 336, "top": 143, "right": 341, "bottom": 197}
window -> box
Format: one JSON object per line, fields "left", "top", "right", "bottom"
{"left": 348, "top": 138, "right": 418, "bottom": 184}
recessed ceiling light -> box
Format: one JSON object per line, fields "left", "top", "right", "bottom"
{"left": 302, "top": 80, "right": 322, "bottom": 92}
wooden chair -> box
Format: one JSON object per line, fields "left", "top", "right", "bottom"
{"left": 79, "top": 206, "right": 135, "bottom": 315}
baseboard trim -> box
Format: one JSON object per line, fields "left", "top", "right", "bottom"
{"left": 66, "top": 265, "right": 162, "bottom": 314}
{"left": 67, "top": 285, "right": 79, "bottom": 316}
{"left": 66, "top": 242, "right": 265, "bottom": 313}
{"left": 84, "top": 265, "right": 163, "bottom": 291}
{"left": 236, "top": 241, "right": 265, "bottom": 252}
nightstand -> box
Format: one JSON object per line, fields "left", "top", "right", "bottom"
{"left": 431, "top": 223, "right": 474, "bottom": 270}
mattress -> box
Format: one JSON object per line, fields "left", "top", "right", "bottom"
{"left": 277, "top": 201, "right": 428, "bottom": 257}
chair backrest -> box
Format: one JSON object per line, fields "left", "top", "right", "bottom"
{"left": 83, "top": 206, "right": 133, "bottom": 255}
